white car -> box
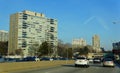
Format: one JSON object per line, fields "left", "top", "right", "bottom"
{"left": 35, "top": 57, "right": 40, "bottom": 61}
{"left": 75, "top": 57, "right": 89, "bottom": 67}
{"left": 88, "top": 58, "right": 93, "bottom": 63}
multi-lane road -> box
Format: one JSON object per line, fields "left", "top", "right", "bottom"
{"left": 12, "top": 63, "right": 120, "bottom": 73}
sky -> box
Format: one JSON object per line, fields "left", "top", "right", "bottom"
{"left": 0, "top": 0, "right": 120, "bottom": 50}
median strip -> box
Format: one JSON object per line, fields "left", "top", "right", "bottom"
{"left": 0, "top": 60, "right": 74, "bottom": 73}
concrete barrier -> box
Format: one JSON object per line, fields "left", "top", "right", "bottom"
{"left": 0, "top": 60, "right": 74, "bottom": 73}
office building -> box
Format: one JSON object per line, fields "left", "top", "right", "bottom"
{"left": 8, "top": 10, "right": 58, "bottom": 56}
{"left": 0, "top": 30, "right": 8, "bottom": 42}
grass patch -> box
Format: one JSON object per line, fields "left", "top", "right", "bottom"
{"left": 0, "top": 60, "right": 74, "bottom": 73}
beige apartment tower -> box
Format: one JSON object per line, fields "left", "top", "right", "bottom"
{"left": 92, "top": 35, "right": 101, "bottom": 52}
{"left": 8, "top": 10, "right": 58, "bottom": 56}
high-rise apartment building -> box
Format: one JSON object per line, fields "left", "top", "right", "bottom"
{"left": 92, "top": 35, "right": 101, "bottom": 52}
{"left": 113, "top": 42, "right": 120, "bottom": 50}
{"left": 8, "top": 10, "right": 58, "bottom": 56}
{"left": 0, "top": 30, "right": 8, "bottom": 42}
{"left": 112, "top": 41, "right": 120, "bottom": 55}
{"left": 72, "top": 38, "right": 87, "bottom": 48}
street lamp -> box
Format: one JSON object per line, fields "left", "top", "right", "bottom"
{"left": 66, "top": 48, "right": 68, "bottom": 64}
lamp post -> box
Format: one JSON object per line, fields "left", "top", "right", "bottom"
{"left": 66, "top": 48, "right": 68, "bottom": 64}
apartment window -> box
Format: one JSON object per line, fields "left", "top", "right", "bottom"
{"left": 50, "top": 43, "right": 54, "bottom": 47}
{"left": 50, "top": 19, "right": 54, "bottom": 21}
{"left": 22, "top": 41, "right": 27, "bottom": 47}
{"left": 50, "top": 22, "right": 54, "bottom": 24}
{"left": 22, "top": 35, "right": 27, "bottom": 38}
{"left": 22, "top": 31, "right": 26, "bottom": 34}
{"left": 22, "top": 32, "right": 27, "bottom": 38}
{"left": 22, "top": 24, "right": 27, "bottom": 29}
{"left": 50, "top": 19, "right": 54, "bottom": 24}
{"left": 23, "top": 14, "right": 28, "bottom": 20}
{"left": 50, "top": 27, "right": 54, "bottom": 32}
{"left": 50, "top": 34, "right": 54, "bottom": 40}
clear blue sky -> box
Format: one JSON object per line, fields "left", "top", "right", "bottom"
{"left": 0, "top": 0, "right": 120, "bottom": 50}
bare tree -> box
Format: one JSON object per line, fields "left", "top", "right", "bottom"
{"left": 28, "top": 43, "right": 39, "bottom": 56}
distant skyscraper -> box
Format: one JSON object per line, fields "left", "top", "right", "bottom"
{"left": 8, "top": 10, "right": 58, "bottom": 56}
{"left": 72, "top": 38, "right": 87, "bottom": 48}
{"left": 92, "top": 35, "right": 101, "bottom": 52}
{"left": 0, "top": 30, "right": 8, "bottom": 42}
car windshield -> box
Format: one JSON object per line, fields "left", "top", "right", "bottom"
{"left": 94, "top": 58, "right": 100, "bottom": 60}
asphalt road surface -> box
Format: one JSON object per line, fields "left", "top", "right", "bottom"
{"left": 12, "top": 63, "right": 120, "bottom": 73}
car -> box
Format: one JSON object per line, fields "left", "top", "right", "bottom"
{"left": 59, "top": 57, "right": 68, "bottom": 60}
{"left": 74, "top": 57, "right": 89, "bottom": 67}
{"left": 88, "top": 58, "right": 93, "bottom": 63}
{"left": 0, "top": 56, "right": 5, "bottom": 63}
{"left": 102, "top": 58, "right": 115, "bottom": 67}
{"left": 22, "top": 56, "right": 39, "bottom": 61}
{"left": 40, "top": 57, "right": 53, "bottom": 61}
{"left": 5, "top": 58, "right": 16, "bottom": 62}
{"left": 35, "top": 57, "right": 40, "bottom": 61}
{"left": 93, "top": 58, "right": 101, "bottom": 63}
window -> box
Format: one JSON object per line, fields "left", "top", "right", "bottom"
{"left": 50, "top": 43, "right": 54, "bottom": 47}
{"left": 22, "top": 23, "right": 27, "bottom": 29}
{"left": 50, "top": 34, "right": 54, "bottom": 40}
{"left": 22, "top": 32, "right": 27, "bottom": 38}
{"left": 23, "top": 14, "right": 28, "bottom": 20}
{"left": 50, "top": 27, "right": 54, "bottom": 32}
{"left": 22, "top": 41, "right": 27, "bottom": 47}
{"left": 50, "top": 19, "right": 54, "bottom": 24}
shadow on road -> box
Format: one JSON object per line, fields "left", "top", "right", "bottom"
{"left": 62, "top": 64, "right": 89, "bottom": 68}
{"left": 62, "top": 64, "right": 104, "bottom": 68}
{"left": 90, "top": 64, "right": 103, "bottom": 67}
{"left": 62, "top": 64, "right": 75, "bottom": 67}
{"left": 115, "top": 62, "right": 120, "bottom": 68}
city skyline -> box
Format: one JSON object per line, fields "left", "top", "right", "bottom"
{"left": 0, "top": 0, "right": 120, "bottom": 50}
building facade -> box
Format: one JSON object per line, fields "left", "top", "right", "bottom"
{"left": 113, "top": 42, "right": 120, "bottom": 50}
{"left": 0, "top": 30, "right": 8, "bottom": 42}
{"left": 112, "top": 41, "right": 120, "bottom": 55}
{"left": 72, "top": 38, "right": 87, "bottom": 48}
{"left": 92, "top": 35, "right": 101, "bottom": 52}
{"left": 8, "top": 10, "right": 58, "bottom": 56}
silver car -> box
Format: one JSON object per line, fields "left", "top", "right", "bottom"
{"left": 102, "top": 58, "right": 115, "bottom": 67}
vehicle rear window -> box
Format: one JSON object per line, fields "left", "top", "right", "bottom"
{"left": 104, "top": 58, "right": 113, "bottom": 61}
{"left": 77, "top": 57, "right": 86, "bottom": 59}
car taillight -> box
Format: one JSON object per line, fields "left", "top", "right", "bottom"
{"left": 110, "top": 61, "right": 113, "bottom": 63}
